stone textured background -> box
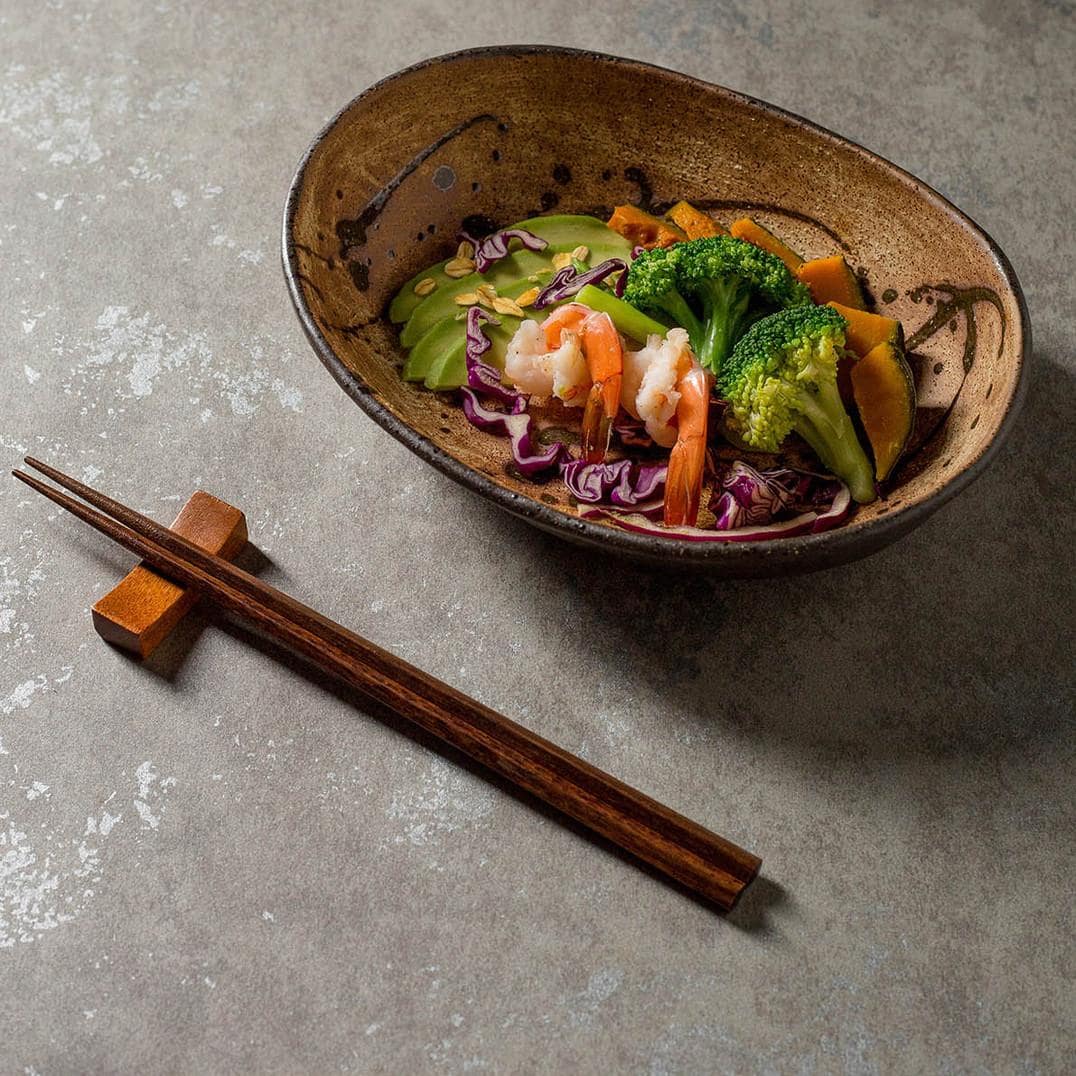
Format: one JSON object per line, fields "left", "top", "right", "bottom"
{"left": 2, "top": 1, "right": 1073, "bottom": 1072}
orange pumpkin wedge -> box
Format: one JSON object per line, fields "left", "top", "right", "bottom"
{"left": 665, "top": 200, "right": 728, "bottom": 239}
{"left": 828, "top": 301, "right": 904, "bottom": 358}
{"left": 607, "top": 205, "right": 685, "bottom": 249}
{"left": 729, "top": 217, "right": 803, "bottom": 271}
{"left": 797, "top": 255, "right": 866, "bottom": 309}
{"left": 850, "top": 341, "right": 916, "bottom": 482}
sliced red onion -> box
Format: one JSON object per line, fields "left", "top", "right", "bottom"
{"left": 459, "top": 227, "right": 548, "bottom": 273}
{"left": 562, "top": 459, "right": 667, "bottom": 507}
{"left": 532, "top": 258, "right": 628, "bottom": 309}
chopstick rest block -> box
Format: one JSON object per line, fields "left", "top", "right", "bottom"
{"left": 91, "top": 490, "right": 246, "bottom": 657}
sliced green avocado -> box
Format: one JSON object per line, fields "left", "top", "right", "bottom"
{"left": 404, "top": 276, "right": 553, "bottom": 385}
{"left": 425, "top": 318, "right": 521, "bottom": 391}
{"left": 399, "top": 251, "right": 548, "bottom": 348}
{"left": 402, "top": 318, "right": 464, "bottom": 382}
{"left": 389, "top": 214, "right": 631, "bottom": 325}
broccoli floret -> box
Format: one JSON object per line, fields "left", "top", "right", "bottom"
{"left": 717, "top": 305, "right": 877, "bottom": 504}
{"left": 623, "top": 236, "right": 810, "bottom": 374}
{"left": 620, "top": 244, "right": 703, "bottom": 344}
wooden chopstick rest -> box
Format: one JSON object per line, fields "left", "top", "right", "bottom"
{"left": 91, "top": 490, "right": 246, "bottom": 657}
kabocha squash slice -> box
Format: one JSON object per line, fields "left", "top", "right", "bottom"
{"left": 850, "top": 341, "right": 916, "bottom": 481}
{"left": 728, "top": 217, "right": 803, "bottom": 271}
{"left": 797, "top": 255, "right": 866, "bottom": 309}
{"left": 827, "top": 301, "right": 904, "bottom": 357}
{"left": 665, "top": 201, "right": 728, "bottom": 239}
{"left": 607, "top": 205, "right": 685, "bottom": 249}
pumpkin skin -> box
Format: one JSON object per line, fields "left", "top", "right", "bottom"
{"left": 606, "top": 205, "right": 685, "bottom": 249}
{"left": 665, "top": 200, "right": 728, "bottom": 239}
{"left": 797, "top": 255, "right": 866, "bottom": 309}
{"left": 828, "top": 301, "right": 905, "bottom": 357}
{"left": 850, "top": 341, "right": 917, "bottom": 481}
{"left": 729, "top": 217, "right": 803, "bottom": 271}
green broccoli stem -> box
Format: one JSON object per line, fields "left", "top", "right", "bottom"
{"left": 696, "top": 277, "right": 753, "bottom": 376}
{"left": 792, "top": 377, "right": 877, "bottom": 504}
{"left": 655, "top": 292, "right": 703, "bottom": 348}
{"left": 575, "top": 285, "right": 670, "bottom": 343}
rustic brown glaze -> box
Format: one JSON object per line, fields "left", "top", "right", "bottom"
{"left": 282, "top": 46, "right": 1029, "bottom": 574}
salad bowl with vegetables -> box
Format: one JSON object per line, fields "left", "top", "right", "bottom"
{"left": 283, "top": 46, "right": 1028, "bottom": 574}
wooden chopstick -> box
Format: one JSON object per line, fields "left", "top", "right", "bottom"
{"left": 13, "top": 459, "right": 761, "bottom": 909}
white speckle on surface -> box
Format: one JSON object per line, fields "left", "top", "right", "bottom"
{"left": 170, "top": 188, "right": 188, "bottom": 208}
{"left": 565, "top": 969, "right": 623, "bottom": 1028}
{"left": 383, "top": 755, "right": 494, "bottom": 853}
{"left": 1, "top": 676, "right": 47, "bottom": 714}
{"left": 0, "top": 757, "right": 174, "bottom": 948}
{"left": 270, "top": 379, "right": 303, "bottom": 412}
{"left": 64, "top": 306, "right": 304, "bottom": 418}
{"left": 22, "top": 364, "right": 40, "bottom": 382}
{"left": 261, "top": 910, "right": 274, "bottom": 922}
{"left": 0, "top": 69, "right": 113, "bottom": 166}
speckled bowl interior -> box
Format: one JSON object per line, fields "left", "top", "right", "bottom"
{"left": 282, "top": 46, "right": 1028, "bottom": 574}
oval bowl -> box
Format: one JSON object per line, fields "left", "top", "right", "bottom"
{"left": 282, "top": 45, "right": 1029, "bottom": 575}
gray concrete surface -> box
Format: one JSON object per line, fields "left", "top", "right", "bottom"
{"left": 2, "top": 1, "right": 1073, "bottom": 1072}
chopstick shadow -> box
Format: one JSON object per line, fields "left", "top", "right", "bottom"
{"left": 202, "top": 603, "right": 783, "bottom": 931}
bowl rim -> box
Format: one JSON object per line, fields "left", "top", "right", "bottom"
{"left": 281, "top": 43, "right": 1031, "bottom": 570}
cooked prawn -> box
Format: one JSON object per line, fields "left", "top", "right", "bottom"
{"left": 544, "top": 304, "right": 624, "bottom": 463}
{"left": 663, "top": 364, "right": 711, "bottom": 527}
{"left": 620, "top": 327, "right": 695, "bottom": 448}
{"left": 504, "top": 318, "right": 589, "bottom": 405}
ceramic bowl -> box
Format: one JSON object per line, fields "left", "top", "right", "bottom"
{"left": 282, "top": 46, "right": 1029, "bottom": 575}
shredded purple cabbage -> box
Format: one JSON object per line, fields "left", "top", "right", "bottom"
{"left": 458, "top": 227, "right": 548, "bottom": 273}
{"left": 459, "top": 306, "right": 569, "bottom": 475}
{"left": 710, "top": 461, "right": 844, "bottom": 531}
{"left": 562, "top": 458, "right": 667, "bottom": 507}
{"left": 464, "top": 307, "right": 521, "bottom": 407}
{"left": 459, "top": 389, "right": 570, "bottom": 475}
{"left": 578, "top": 460, "right": 852, "bottom": 542}
{"left": 532, "top": 258, "right": 628, "bottom": 309}
{"left": 612, "top": 413, "right": 653, "bottom": 448}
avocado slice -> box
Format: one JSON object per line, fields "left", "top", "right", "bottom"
{"left": 402, "top": 318, "right": 465, "bottom": 382}
{"left": 399, "top": 251, "right": 548, "bottom": 348}
{"left": 425, "top": 317, "right": 522, "bottom": 391}
{"left": 389, "top": 214, "right": 632, "bottom": 325}
{"left": 404, "top": 276, "right": 554, "bottom": 385}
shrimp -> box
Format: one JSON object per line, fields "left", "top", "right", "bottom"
{"left": 544, "top": 304, "right": 623, "bottom": 463}
{"left": 620, "top": 327, "right": 695, "bottom": 448}
{"left": 663, "top": 363, "right": 711, "bottom": 527}
{"left": 504, "top": 318, "right": 589, "bottom": 406}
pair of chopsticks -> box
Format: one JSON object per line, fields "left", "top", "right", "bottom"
{"left": 13, "top": 457, "right": 760, "bottom": 910}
